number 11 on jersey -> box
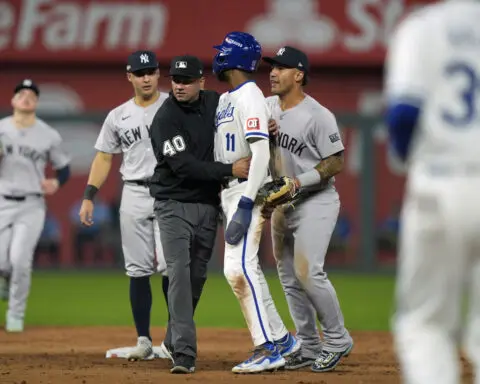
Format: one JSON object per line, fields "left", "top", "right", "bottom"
{"left": 226, "top": 133, "right": 235, "bottom": 152}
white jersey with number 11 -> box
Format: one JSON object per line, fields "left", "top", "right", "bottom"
{"left": 214, "top": 81, "right": 270, "bottom": 165}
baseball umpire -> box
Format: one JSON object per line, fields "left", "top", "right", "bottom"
{"left": 149, "top": 55, "right": 250, "bottom": 374}
{"left": 79, "top": 51, "right": 170, "bottom": 361}
{"left": 0, "top": 79, "right": 71, "bottom": 332}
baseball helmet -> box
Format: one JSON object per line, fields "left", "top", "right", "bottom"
{"left": 212, "top": 32, "right": 262, "bottom": 75}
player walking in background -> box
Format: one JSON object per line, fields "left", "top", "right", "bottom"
{"left": 385, "top": 1, "right": 480, "bottom": 383}
{"left": 212, "top": 32, "right": 299, "bottom": 374}
{"left": 0, "top": 79, "right": 71, "bottom": 332}
{"left": 79, "top": 51, "right": 170, "bottom": 361}
{"left": 262, "top": 47, "right": 353, "bottom": 372}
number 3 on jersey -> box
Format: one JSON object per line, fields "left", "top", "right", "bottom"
{"left": 225, "top": 133, "right": 235, "bottom": 152}
{"left": 442, "top": 61, "right": 479, "bottom": 127}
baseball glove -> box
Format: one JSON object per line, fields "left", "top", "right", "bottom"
{"left": 257, "top": 176, "right": 299, "bottom": 209}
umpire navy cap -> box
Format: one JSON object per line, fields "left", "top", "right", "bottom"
{"left": 126, "top": 50, "right": 159, "bottom": 72}
{"left": 168, "top": 55, "right": 204, "bottom": 78}
{"left": 14, "top": 79, "right": 40, "bottom": 96}
{"left": 262, "top": 46, "right": 310, "bottom": 73}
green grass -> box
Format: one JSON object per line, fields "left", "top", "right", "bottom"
{"left": 0, "top": 272, "right": 396, "bottom": 331}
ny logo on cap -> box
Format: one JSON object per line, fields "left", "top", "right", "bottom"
{"left": 277, "top": 48, "right": 286, "bottom": 56}
{"left": 175, "top": 61, "right": 187, "bottom": 69}
{"left": 140, "top": 54, "right": 149, "bottom": 64}
{"left": 23, "top": 79, "right": 32, "bottom": 86}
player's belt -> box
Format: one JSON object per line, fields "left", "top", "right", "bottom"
{"left": 125, "top": 179, "right": 151, "bottom": 187}
{"left": 2, "top": 194, "right": 42, "bottom": 202}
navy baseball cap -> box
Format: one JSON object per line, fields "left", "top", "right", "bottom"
{"left": 14, "top": 79, "right": 39, "bottom": 96}
{"left": 262, "top": 46, "right": 310, "bottom": 73}
{"left": 126, "top": 50, "right": 159, "bottom": 72}
{"left": 168, "top": 55, "right": 204, "bottom": 78}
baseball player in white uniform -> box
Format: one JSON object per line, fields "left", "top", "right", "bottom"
{"left": 0, "top": 79, "right": 71, "bottom": 332}
{"left": 79, "top": 51, "right": 170, "bottom": 361}
{"left": 385, "top": 1, "right": 480, "bottom": 383}
{"left": 212, "top": 31, "right": 300, "bottom": 374}
{"left": 262, "top": 46, "right": 354, "bottom": 373}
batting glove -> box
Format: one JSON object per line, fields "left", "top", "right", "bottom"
{"left": 225, "top": 196, "right": 254, "bottom": 245}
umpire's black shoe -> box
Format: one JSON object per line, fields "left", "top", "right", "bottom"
{"left": 170, "top": 354, "right": 195, "bottom": 374}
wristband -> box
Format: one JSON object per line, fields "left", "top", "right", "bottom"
{"left": 83, "top": 184, "right": 99, "bottom": 201}
{"left": 296, "top": 169, "right": 321, "bottom": 188}
{"left": 238, "top": 196, "right": 255, "bottom": 210}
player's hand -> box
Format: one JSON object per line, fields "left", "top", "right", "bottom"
{"left": 268, "top": 118, "right": 279, "bottom": 137}
{"left": 41, "top": 178, "right": 60, "bottom": 195}
{"left": 232, "top": 157, "right": 251, "bottom": 178}
{"left": 225, "top": 196, "right": 254, "bottom": 245}
{"left": 79, "top": 199, "right": 95, "bottom": 226}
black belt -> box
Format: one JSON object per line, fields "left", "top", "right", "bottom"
{"left": 222, "top": 177, "right": 247, "bottom": 189}
{"left": 125, "top": 179, "right": 151, "bottom": 187}
{"left": 2, "top": 194, "right": 42, "bottom": 202}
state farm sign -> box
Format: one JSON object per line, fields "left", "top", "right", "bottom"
{"left": 0, "top": 0, "right": 434, "bottom": 65}
{"left": 0, "top": 0, "right": 168, "bottom": 51}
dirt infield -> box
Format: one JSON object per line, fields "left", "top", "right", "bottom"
{"left": 0, "top": 327, "right": 473, "bottom": 384}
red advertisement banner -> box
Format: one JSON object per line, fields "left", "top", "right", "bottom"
{"left": 1, "top": 0, "right": 434, "bottom": 66}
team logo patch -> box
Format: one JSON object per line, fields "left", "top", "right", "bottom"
{"left": 329, "top": 133, "right": 340, "bottom": 143}
{"left": 246, "top": 118, "right": 260, "bottom": 130}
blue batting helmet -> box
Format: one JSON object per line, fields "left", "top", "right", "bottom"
{"left": 212, "top": 32, "right": 262, "bottom": 75}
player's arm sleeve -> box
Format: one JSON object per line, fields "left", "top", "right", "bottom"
{"left": 94, "top": 111, "right": 122, "bottom": 154}
{"left": 385, "top": 13, "right": 430, "bottom": 161}
{"left": 48, "top": 130, "right": 71, "bottom": 186}
{"left": 241, "top": 94, "right": 271, "bottom": 200}
{"left": 150, "top": 111, "right": 233, "bottom": 181}
{"left": 48, "top": 130, "right": 71, "bottom": 170}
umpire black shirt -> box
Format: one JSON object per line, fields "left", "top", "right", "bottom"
{"left": 149, "top": 90, "right": 232, "bottom": 205}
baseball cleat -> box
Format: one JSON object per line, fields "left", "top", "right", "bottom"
{"left": 5, "top": 316, "right": 23, "bottom": 333}
{"left": 232, "top": 342, "right": 285, "bottom": 374}
{"left": 170, "top": 354, "right": 195, "bottom": 374}
{"left": 126, "top": 336, "right": 154, "bottom": 361}
{"left": 311, "top": 342, "right": 353, "bottom": 373}
{"left": 275, "top": 332, "right": 301, "bottom": 357}
{"left": 160, "top": 341, "right": 174, "bottom": 363}
{"left": 284, "top": 350, "right": 316, "bottom": 370}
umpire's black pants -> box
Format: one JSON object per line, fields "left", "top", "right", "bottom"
{"left": 154, "top": 199, "right": 219, "bottom": 359}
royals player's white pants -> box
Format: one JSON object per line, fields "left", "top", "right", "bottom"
{"left": 222, "top": 180, "right": 288, "bottom": 347}
{"left": 394, "top": 164, "right": 480, "bottom": 384}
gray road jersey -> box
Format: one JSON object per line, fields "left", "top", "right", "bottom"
{"left": 266, "top": 95, "right": 344, "bottom": 192}
{"left": 0, "top": 117, "right": 70, "bottom": 196}
{"left": 95, "top": 92, "right": 168, "bottom": 180}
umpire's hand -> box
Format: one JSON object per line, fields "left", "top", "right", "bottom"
{"left": 232, "top": 157, "right": 251, "bottom": 178}
{"left": 79, "top": 199, "right": 95, "bottom": 226}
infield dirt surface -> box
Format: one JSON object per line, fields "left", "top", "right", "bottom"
{"left": 0, "top": 327, "right": 473, "bottom": 383}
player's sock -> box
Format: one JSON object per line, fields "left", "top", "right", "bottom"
{"left": 192, "top": 296, "right": 200, "bottom": 313}
{"left": 162, "top": 275, "right": 169, "bottom": 306}
{"left": 129, "top": 276, "right": 152, "bottom": 341}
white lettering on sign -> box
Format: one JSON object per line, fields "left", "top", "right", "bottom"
{"left": 0, "top": 0, "right": 168, "bottom": 52}
{"left": 247, "top": 0, "right": 428, "bottom": 53}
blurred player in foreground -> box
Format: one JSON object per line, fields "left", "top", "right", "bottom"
{"left": 79, "top": 51, "right": 170, "bottom": 361}
{"left": 385, "top": 1, "right": 480, "bottom": 383}
{"left": 263, "top": 46, "right": 353, "bottom": 372}
{"left": 213, "top": 31, "right": 299, "bottom": 374}
{"left": 0, "top": 79, "right": 71, "bottom": 332}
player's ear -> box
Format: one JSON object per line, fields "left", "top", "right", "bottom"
{"left": 295, "top": 70, "right": 304, "bottom": 85}
{"left": 126, "top": 72, "right": 133, "bottom": 83}
{"left": 199, "top": 77, "right": 205, "bottom": 90}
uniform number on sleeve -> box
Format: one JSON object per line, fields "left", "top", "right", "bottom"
{"left": 163, "top": 135, "right": 186, "bottom": 156}
{"left": 225, "top": 133, "right": 235, "bottom": 152}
